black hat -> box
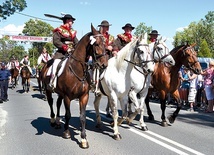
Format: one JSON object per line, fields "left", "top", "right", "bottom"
{"left": 98, "top": 20, "right": 112, "bottom": 27}
{"left": 122, "top": 23, "right": 135, "bottom": 30}
{"left": 149, "top": 30, "right": 159, "bottom": 35}
{"left": 62, "top": 14, "right": 76, "bottom": 21}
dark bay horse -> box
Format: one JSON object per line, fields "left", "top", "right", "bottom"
{"left": 145, "top": 43, "right": 202, "bottom": 126}
{"left": 41, "top": 24, "right": 108, "bottom": 149}
{"left": 10, "top": 66, "right": 19, "bottom": 89}
{"left": 20, "top": 66, "right": 31, "bottom": 93}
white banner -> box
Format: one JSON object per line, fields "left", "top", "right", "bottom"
{"left": 3, "top": 35, "right": 52, "bottom": 42}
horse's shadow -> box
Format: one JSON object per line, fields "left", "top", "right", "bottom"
{"left": 31, "top": 111, "right": 114, "bottom": 146}
{"left": 31, "top": 117, "right": 80, "bottom": 145}
{"left": 16, "top": 89, "right": 29, "bottom": 94}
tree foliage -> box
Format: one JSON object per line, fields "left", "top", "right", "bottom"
{"left": 22, "top": 19, "right": 54, "bottom": 66}
{"left": 0, "top": 36, "right": 26, "bottom": 62}
{"left": 0, "top": 0, "right": 27, "bottom": 20}
{"left": 173, "top": 11, "right": 214, "bottom": 57}
{"left": 134, "top": 22, "right": 152, "bottom": 37}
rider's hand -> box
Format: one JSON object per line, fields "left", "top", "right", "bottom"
{"left": 62, "top": 44, "right": 68, "bottom": 52}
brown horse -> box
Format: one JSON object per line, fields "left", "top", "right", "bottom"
{"left": 40, "top": 24, "right": 108, "bottom": 148}
{"left": 10, "top": 66, "right": 19, "bottom": 89}
{"left": 145, "top": 43, "right": 202, "bottom": 126}
{"left": 20, "top": 66, "right": 31, "bottom": 93}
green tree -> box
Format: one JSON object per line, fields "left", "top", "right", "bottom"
{"left": 0, "top": 0, "right": 27, "bottom": 20}
{"left": 198, "top": 39, "right": 211, "bottom": 57}
{"left": 173, "top": 11, "right": 214, "bottom": 57}
{"left": 0, "top": 36, "right": 25, "bottom": 62}
{"left": 134, "top": 22, "right": 152, "bottom": 37}
{"left": 22, "top": 19, "right": 54, "bottom": 66}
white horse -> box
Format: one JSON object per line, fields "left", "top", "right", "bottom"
{"left": 93, "top": 36, "right": 175, "bottom": 136}
{"left": 94, "top": 33, "right": 155, "bottom": 140}
{"left": 126, "top": 37, "right": 175, "bottom": 129}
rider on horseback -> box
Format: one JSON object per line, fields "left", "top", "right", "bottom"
{"left": 19, "top": 55, "right": 32, "bottom": 75}
{"left": 37, "top": 47, "right": 51, "bottom": 77}
{"left": 47, "top": 14, "right": 78, "bottom": 91}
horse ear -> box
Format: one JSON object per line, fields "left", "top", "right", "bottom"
{"left": 190, "top": 43, "right": 197, "bottom": 47}
{"left": 144, "top": 32, "right": 148, "bottom": 40}
{"left": 91, "top": 23, "right": 96, "bottom": 34}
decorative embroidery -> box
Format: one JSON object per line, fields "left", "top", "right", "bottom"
{"left": 53, "top": 25, "right": 77, "bottom": 40}
{"left": 118, "top": 33, "right": 132, "bottom": 43}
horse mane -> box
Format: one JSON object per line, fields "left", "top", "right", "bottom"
{"left": 170, "top": 44, "right": 186, "bottom": 54}
{"left": 115, "top": 39, "right": 138, "bottom": 69}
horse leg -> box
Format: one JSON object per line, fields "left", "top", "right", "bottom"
{"left": 37, "top": 78, "right": 42, "bottom": 94}
{"left": 46, "top": 89, "right": 55, "bottom": 126}
{"left": 145, "top": 94, "right": 154, "bottom": 121}
{"left": 105, "top": 97, "right": 111, "bottom": 118}
{"left": 167, "top": 90, "right": 182, "bottom": 124}
{"left": 126, "top": 88, "right": 139, "bottom": 125}
{"left": 62, "top": 96, "right": 71, "bottom": 139}
{"left": 27, "top": 79, "right": 30, "bottom": 92}
{"left": 159, "top": 91, "right": 168, "bottom": 127}
{"left": 78, "top": 94, "right": 89, "bottom": 149}
{"left": 55, "top": 95, "right": 63, "bottom": 129}
{"left": 93, "top": 94, "right": 102, "bottom": 128}
{"left": 109, "top": 93, "right": 121, "bottom": 140}
{"left": 117, "top": 97, "right": 128, "bottom": 126}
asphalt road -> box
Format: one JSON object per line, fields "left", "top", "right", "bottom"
{"left": 0, "top": 78, "right": 213, "bottom": 155}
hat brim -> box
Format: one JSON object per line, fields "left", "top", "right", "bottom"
{"left": 61, "top": 17, "right": 76, "bottom": 21}
{"left": 149, "top": 33, "right": 159, "bottom": 35}
{"left": 122, "top": 26, "right": 135, "bottom": 30}
{"left": 98, "top": 24, "right": 112, "bottom": 27}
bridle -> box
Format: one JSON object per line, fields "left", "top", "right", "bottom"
{"left": 124, "top": 41, "right": 154, "bottom": 74}
{"left": 182, "top": 46, "right": 199, "bottom": 71}
{"left": 69, "top": 34, "right": 107, "bottom": 82}
{"left": 152, "top": 41, "right": 171, "bottom": 63}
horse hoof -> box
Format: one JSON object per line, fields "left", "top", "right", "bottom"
{"left": 80, "top": 140, "right": 89, "bottom": 149}
{"left": 55, "top": 124, "right": 61, "bottom": 129}
{"left": 62, "top": 130, "right": 71, "bottom": 139}
{"left": 113, "top": 134, "right": 122, "bottom": 140}
{"left": 50, "top": 122, "right": 56, "bottom": 127}
{"left": 161, "top": 121, "right": 168, "bottom": 127}
{"left": 141, "top": 126, "right": 148, "bottom": 131}
{"left": 167, "top": 116, "right": 175, "bottom": 124}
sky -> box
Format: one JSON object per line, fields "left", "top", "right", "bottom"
{"left": 0, "top": 0, "right": 213, "bottom": 50}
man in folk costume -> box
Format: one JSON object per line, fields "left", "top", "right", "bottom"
{"left": 91, "top": 20, "right": 115, "bottom": 93}
{"left": 148, "top": 30, "right": 160, "bottom": 43}
{"left": 112, "top": 23, "right": 135, "bottom": 56}
{"left": 48, "top": 14, "right": 78, "bottom": 91}
{"left": 37, "top": 47, "right": 51, "bottom": 77}
{"left": 98, "top": 20, "right": 114, "bottom": 58}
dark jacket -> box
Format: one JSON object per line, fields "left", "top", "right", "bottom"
{"left": 53, "top": 26, "right": 78, "bottom": 59}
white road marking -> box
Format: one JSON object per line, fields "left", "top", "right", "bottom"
{"left": 0, "top": 108, "right": 8, "bottom": 139}
{"left": 96, "top": 110, "right": 205, "bottom": 155}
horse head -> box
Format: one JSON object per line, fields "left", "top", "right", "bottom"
{"left": 134, "top": 33, "right": 155, "bottom": 73}
{"left": 181, "top": 43, "right": 201, "bottom": 74}
{"left": 87, "top": 24, "right": 108, "bottom": 69}
{"left": 150, "top": 37, "right": 175, "bottom": 67}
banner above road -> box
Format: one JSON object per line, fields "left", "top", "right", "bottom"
{"left": 2, "top": 35, "right": 52, "bottom": 42}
